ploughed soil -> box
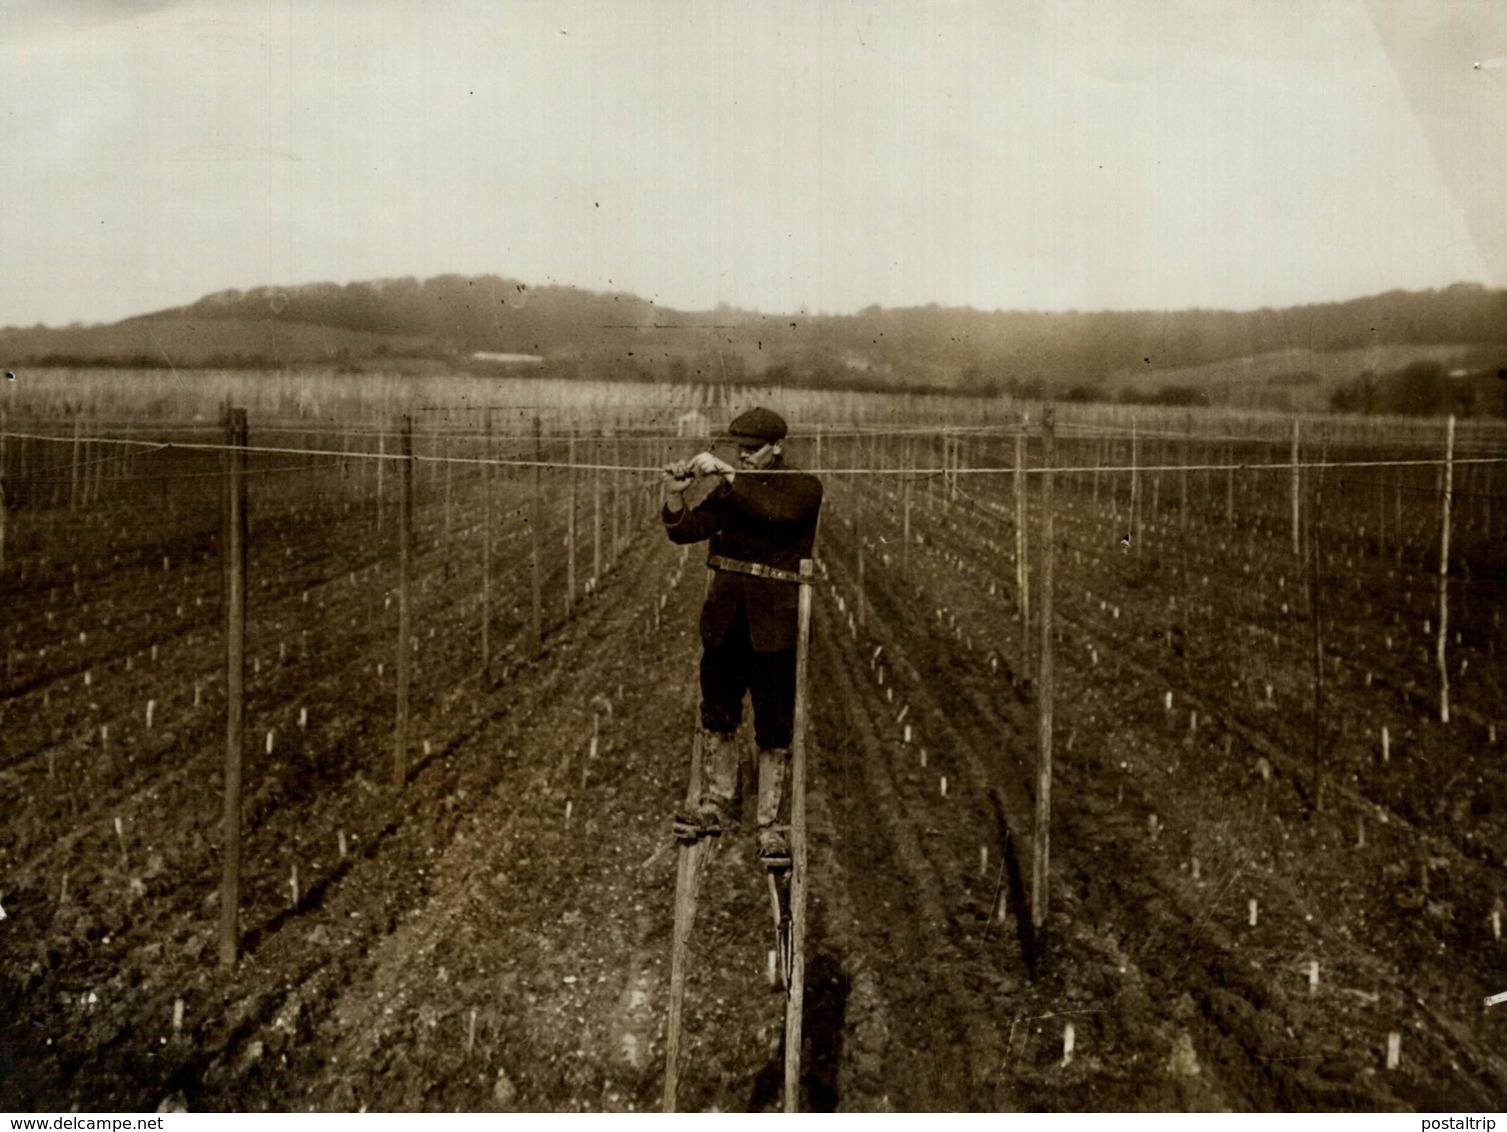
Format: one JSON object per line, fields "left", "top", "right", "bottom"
{"left": 2, "top": 437, "right": 1505, "bottom": 1112}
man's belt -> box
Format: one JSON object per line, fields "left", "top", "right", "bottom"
{"left": 707, "top": 554, "right": 803, "bottom": 584}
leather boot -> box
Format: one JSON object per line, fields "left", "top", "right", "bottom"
{"left": 756, "top": 747, "right": 790, "bottom": 865}
{"left": 674, "top": 729, "right": 739, "bottom": 842}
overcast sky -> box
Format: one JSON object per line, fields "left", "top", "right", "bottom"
{"left": 3, "top": 0, "right": 1504, "bottom": 328}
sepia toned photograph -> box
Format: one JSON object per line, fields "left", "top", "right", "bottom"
{"left": 2, "top": 0, "right": 1505, "bottom": 1116}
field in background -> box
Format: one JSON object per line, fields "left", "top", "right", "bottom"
{"left": 2, "top": 368, "right": 1505, "bottom": 1111}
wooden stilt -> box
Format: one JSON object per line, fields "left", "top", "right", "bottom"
{"left": 663, "top": 727, "right": 708, "bottom": 1114}
{"left": 784, "top": 558, "right": 815, "bottom": 1112}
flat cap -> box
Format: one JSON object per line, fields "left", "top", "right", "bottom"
{"left": 722, "top": 406, "right": 787, "bottom": 445}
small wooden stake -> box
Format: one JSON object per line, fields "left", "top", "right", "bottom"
{"left": 1386, "top": 1032, "right": 1401, "bottom": 1070}
{"left": 1381, "top": 726, "right": 1390, "bottom": 764}
{"left": 1308, "top": 960, "right": 1319, "bottom": 994}
{"left": 1062, "top": 1022, "right": 1075, "bottom": 1067}
{"left": 172, "top": 998, "right": 184, "bottom": 1033}
{"left": 289, "top": 863, "right": 299, "bottom": 907}
{"left": 338, "top": 830, "right": 348, "bottom": 860}
{"left": 1248, "top": 899, "right": 1259, "bottom": 927}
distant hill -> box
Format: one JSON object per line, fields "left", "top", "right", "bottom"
{"left": 4, "top": 276, "right": 1504, "bottom": 413}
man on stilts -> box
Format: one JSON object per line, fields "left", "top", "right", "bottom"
{"left": 662, "top": 406, "right": 823, "bottom": 866}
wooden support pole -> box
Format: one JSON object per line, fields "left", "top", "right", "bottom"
{"left": 1308, "top": 428, "right": 1327, "bottom": 812}
{"left": 1227, "top": 442, "right": 1235, "bottom": 527}
{"left": 902, "top": 435, "right": 912, "bottom": 570}
{"left": 611, "top": 437, "right": 621, "bottom": 562}
{"left": 377, "top": 420, "right": 386, "bottom": 534}
{"left": 69, "top": 414, "right": 81, "bottom": 512}
{"left": 855, "top": 448, "right": 866, "bottom": 632}
{"left": 1129, "top": 420, "right": 1140, "bottom": 552}
{"left": 1290, "top": 419, "right": 1301, "bottom": 560}
{"left": 394, "top": 414, "right": 413, "bottom": 783}
{"left": 1015, "top": 417, "right": 1029, "bottom": 638}
{"left": 532, "top": 415, "right": 543, "bottom": 645}
{"left": 0, "top": 408, "right": 8, "bottom": 574}
{"left": 1031, "top": 407, "right": 1055, "bottom": 939}
{"left": 1438, "top": 415, "right": 1455, "bottom": 723}
{"left": 784, "top": 558, "right": 815, "bottom": 1112}
{"left": 593, "top": 434, "right": 602, "bottom": 586}
{"left": 567, "top": 431, "right": 577, "bottom": 619}
{"left": 482, "top": 410, "right": 493, "bottom": 684}
{"left": 219, "top": 408, "right": 248, "bottom": 969}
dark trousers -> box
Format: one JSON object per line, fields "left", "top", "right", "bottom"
{"left": 699, "top": 602, "right": 797, "bottom": 750}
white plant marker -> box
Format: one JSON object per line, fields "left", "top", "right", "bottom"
{"left": 172, "top": 999, "right": 184, "bottom": 1033}
{"left": 920, "top": 748, "right": 928, "bottom": 768}
{"left": 298, "top": 707, "right": 307, "bottom": 729}
{"left": 1386, "top": 1032, "right": 1401, "bottom": 1070}
{"left": 939, "top": 776, "right": 948, "bottom": 797}
{"left": 1382, "top": 727, "right": 1390, "bottom": 764}
{"left": 146, "top": 700, "right": 156, "bottom": 728}
{"left": 980, "top": 846, "right": 988, "bottom": 877}
{"left": 903, "top": 724, "right": 912, "bottom": 744}
{"left": 338, "top": 830, "right": 348, "bottom": 860}
{"left": 1248, "top": 899, "right": 1259, "bottom": 927}
{"left": 1492, "top": 910, "right": 1501, "bottom": 941}
{"left": 1308, "top": 960, "right": 1319, "bottom": 994}
{"left": 1062, "top": 1023, "right": 1075, "bottom": 1067}
{"left": 1191, "top": 858, "right": 1200, "bottom": 882}
{"left": 265, "top": 731, "right": 274, "bottom": 755}
{"left": 1164, "top": 691, "right": 1173, "bottom": 712}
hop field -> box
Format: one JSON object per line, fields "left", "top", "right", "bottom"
{"left": 1, "top": 368, "right": 1505, "bottom": 1111}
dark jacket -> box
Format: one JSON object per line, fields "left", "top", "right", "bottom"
{"left": 663, "top": 459, "right": 823, "bottom": 652}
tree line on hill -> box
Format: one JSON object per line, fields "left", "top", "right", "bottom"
{"left": 8, "top": 275, "right": 1503, "bottom": 415}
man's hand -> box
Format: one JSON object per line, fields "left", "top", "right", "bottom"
{"left": 688, "top": 451, "right": 736, "bottom": 483}
{"left": 662, "top": 460, "right": 695, "bottom": 511}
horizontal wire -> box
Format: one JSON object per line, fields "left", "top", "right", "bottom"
{"left": 7, "top": 429, "right": 1507, "bottom": 480}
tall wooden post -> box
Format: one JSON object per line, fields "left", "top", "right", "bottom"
{"left": 482, "top": 410, "right": 493, "bottom": 684}
{"left": 1227, "top": 442, "right": 1235, "bottom": 527}
{"left": 532, "top": 415, "right": 543, "bottom": 645}
{"left": 1437, "top": 415, "right": 1455, "bottom": 723}
{"left": 593, "top": 434, "right": 602, "bottom": 587}
{"left": 0, "top": 408, "right": 8, "bottom": 574}
{"left": 902, "top": 435, "right": 912, "bottom": 570}
{"left": 611, "top": 437, "right": 621, "bottom": 562}
{"left": 1308, "top": 428, "right": 1327, "bottom": 812}
{"left": 219, "top": 408, "right": 248, "bottom": 969}
{"left": 566, "top": 431, "right": 577, "bottom": 619}
{"left": 1290, "top": 419, "right": 1301, "bottom": 561}
{"left": 1014, "top": 418, "right": 1029, "bottom": 636}
{"left": 784, "top": 558, "right": 815, "bottom": 1112}
{"left": 69, "top": 414, "right": 81, "bottom": 512}
{"left": 394, "top": 415, "right": 413, "bottom": 783}
{"left": 1031, "top": 407, "right": 1055, "bottom": 940}
{"left": 377, "top": 421, "right": 386, "bottom": 534}
{"left": 855, "top": 449, "right": 866, "bottom": 632}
